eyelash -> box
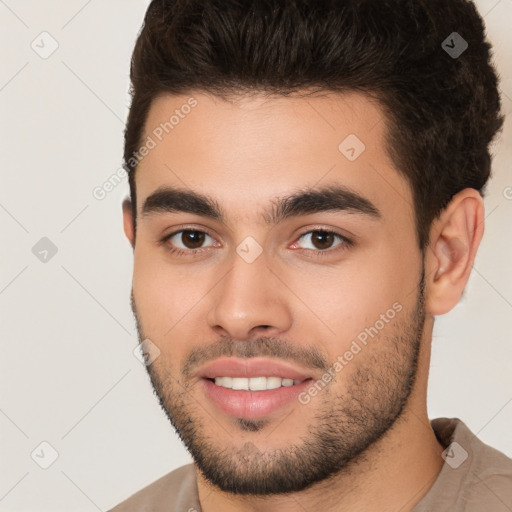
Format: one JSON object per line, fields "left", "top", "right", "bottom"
{"left": 160, "top": 227, "right": 353, "bottom": 259}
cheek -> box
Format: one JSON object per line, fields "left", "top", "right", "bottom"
{"left": 132, "top": 248, "right": 186, "bottom": 332}
{"left": 286, "top": 243, "right": 417, "bottom": 343}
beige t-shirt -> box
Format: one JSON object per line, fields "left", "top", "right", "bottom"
{"left": 108, "top": 417, "right": 512, "bottom": 511}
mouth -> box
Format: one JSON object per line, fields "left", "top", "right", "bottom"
{"left": 197, "top": 358, "right": 315, "bottom": 419}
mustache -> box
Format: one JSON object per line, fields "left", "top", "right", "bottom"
{"left": 181, "top": 336, "right": 329, "bottom": 379}
{"left": 130, "top": 290, "right": 329, "bottom": 377}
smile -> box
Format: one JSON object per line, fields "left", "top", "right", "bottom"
{"left": 197, "top": 357, "right": 316, "bottom": 418}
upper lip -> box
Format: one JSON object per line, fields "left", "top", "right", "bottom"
{"left": 197, "top": 357, "right": 314, "bottom": 381}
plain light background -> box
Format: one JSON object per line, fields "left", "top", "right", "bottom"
{"left": 0, "top": 1, "right": 511, "bottom": 510}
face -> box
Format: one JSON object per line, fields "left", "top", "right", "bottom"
{"left": 125, "top": 90, "right": 427, "bottom": 494}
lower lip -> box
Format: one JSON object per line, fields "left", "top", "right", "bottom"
{"left": 201, "top": 378, "right": 312, "bottom": 419}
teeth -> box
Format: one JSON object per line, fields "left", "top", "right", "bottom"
{"left": 214, "top": 376, "right": 303, "bottom": 390}
{"left": 231, "top": 377, "right": 248, "bottom": 390}
{"left": 249, "top": 377, "right": 267, "bottom": 391}
{"left": 215, "top": 376, "right": 233, "bottom": 388}
{"left": 266, "top": 376, "right": 282, "bottom": 390}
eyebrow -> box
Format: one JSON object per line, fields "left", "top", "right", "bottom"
{"left": 141, "top": 185, "right": 381, "bottom": 224}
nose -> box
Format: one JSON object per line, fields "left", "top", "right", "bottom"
{"left": 206, "top": 250, "right": 293, "bottom": 341}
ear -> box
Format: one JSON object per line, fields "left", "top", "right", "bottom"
{"left": 424, "top": 188, "right": 485, "bottom": 316}
{"left": 122, "top": 197, "right": 135, "bottom": 249}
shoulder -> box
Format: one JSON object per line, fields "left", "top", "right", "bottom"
{"left": 458, "top": 420, "right": 512, "bottom": 510}
{"left": 433, "top": 417, "right": 512, "bottom": 477}
{"left": 415, "top": 417, "right": 512, "bottom": 512}
{"left": 107, "top": 463, "right": 200, "bottom": 512}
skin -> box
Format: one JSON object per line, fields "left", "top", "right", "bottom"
{"left": 122, "top": 90, "right": 485, "bottom": 512}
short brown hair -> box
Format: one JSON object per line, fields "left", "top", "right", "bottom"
{"left": 124, "top": 0, "right": 504, "bottom": 249}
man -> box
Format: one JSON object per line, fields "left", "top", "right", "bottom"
{"left": 110, "top": 0, "right": 511, "bottom": 510}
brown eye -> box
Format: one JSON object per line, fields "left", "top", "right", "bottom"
{"left": 164, "top": 229, "right": 215, "bottom": 252}
{"left": 310, "top": 231, "right": 336, "bottom": 250}
{"left": 292, "top": 229, "right": 353, "bottom": 258}
{"left": 180, "top": 230, "right": 206, "bottom": 249}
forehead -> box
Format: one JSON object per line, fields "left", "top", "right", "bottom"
{"left": 135, "top": 90, "right": 413, "bottom": 224}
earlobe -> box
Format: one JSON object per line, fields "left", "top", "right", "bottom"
{"left": 425, "top": 189, "right": 484, "bottom": 316}
{"left": 122, "top": 197, "right": 135, "bottom": 249}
